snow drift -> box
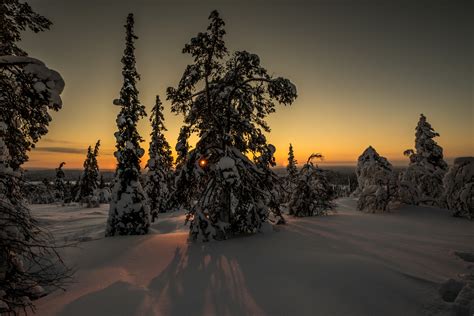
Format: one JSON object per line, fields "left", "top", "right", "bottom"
{"left": 31, "top": 198, "right": 474, "bottom": 316}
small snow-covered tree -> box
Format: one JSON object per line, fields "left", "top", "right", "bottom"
{"left": 289, "top": 153, "right": 334, "bottom": 216}
{"left": 98, "top": 174, "right": 105, "bottom": 189}
{"left": 76, "top": 140, "right": 100, "bottom": 203}
{"left": 106, "top": 13, "right": 150, "bottom": 237}
{"left": 256, "top": 144, "right": 287, "bottom": 225}
{"left": 287, "top": 143, "right": 298, "bottom": 180}
{"left": 283, "top": 143, "right": 298, "bottom": 203}
{"left": 443, "top": 157, "right": 473, "bottom": 219}
{"left": 354, "top": 146, "right": 394, "bottom": 212}
{"left": 146, "top": 95, "right": 174, "bottom": 221}
{"left": 54, "top": 161, "right": 66, "bottom": 201}
{"left": 399, "top": 114, "right": 447, "bottom": 206}
{"left": 0, "top": 2, "right": 69, "bottom": 311}
{"left": 167, "top": 10, "right": 297, "bottom": 241}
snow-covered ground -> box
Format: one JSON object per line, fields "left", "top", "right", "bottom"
{"left": 32, "top": 198, "right": 474, "bottom": 316}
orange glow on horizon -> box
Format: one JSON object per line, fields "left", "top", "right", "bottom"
{"left": 24, "top": 130, "right": 470, "bottom": 170}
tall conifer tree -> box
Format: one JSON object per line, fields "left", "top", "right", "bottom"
{"left": 146, "top": 95, "right": 174, "bottom": 221}
{"left": 106, "top": 13, "right": 150, "bottom": 236}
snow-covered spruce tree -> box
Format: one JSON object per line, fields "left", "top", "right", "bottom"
{"left": 399, "top": 114, "right": 448, "bottom": 206}
{"left": 54, "top": 161, "right": 66, "bottom": 201}
{"left": 289, "top": 153, "right": 334, "bottom": 216}
{"left": 145, "top": 95, "right": 174, "bottom": 221}
{"left": 256, "top": 144, "right": 287, "bottom": 225}
{"left": 0, "top": 2, "right": 70, "bottom": 311}
{"left": 354, "top": 146, "right": 395, "bottom": 212}
{"left": 443, "top": 157, "right": 473, "bottom": 219}
{"left": 76, "top": 140, "right": 100, "bottom": 204}
{"left": 70, "top": 176, "right": 81, "bottom": 203}
{"left": 287, "top": 143, "right": 298, "bottom": 180}
{"left": 106, "top": 13, "right": 150, "bottom": 237}
{"left": 283, "top": 143, "right": 298, "bottom": 202}
{"left": 167, "top": 10, "right": 297, "bottom": 241}
{"left": 99, "top": 175, "right": 105, "bottom": 189}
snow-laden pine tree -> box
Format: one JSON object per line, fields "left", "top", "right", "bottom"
{"left": 76, "top": 140, "right": 100, "bottom": 204}
{"left": 287, "top": 143, "right": 298, "bottom": 180}
{"left": 289, "top": 153, "right": 334, "bottom": 216}
{"left": 283, "top": 143, "right": 298, "bottom": 203}
{"left": 54, "top": 161, "right": 66, "bottom": 201}
{"left": 106, "top": 13, "right": 150, "bottom": 237}
{"left": 99, "top": 175, "right": 105, "bottom": 189}
{"left": 167, "top": 10, "right": 297, "bottom": 241}
{"left": 0, "top": 2, "right": 69, "bottom": 312}
{"left": 443, "top": 157, "right": 473, "bottom": 219}
{"left": 279, "top": 144, "right": 298, "bottom": 203}
{"left": 145, "top": 95, "right": 174, "bottom": 221}
{"left": 399, "top": 114, "right": 448, "bottom": 206}
{"left": 354, "top": 146, "right": 395, "bottom": 212}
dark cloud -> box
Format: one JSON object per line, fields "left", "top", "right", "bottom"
{"left": 33, "top": 147, "right": 86, "bottom": 154}
{"left": 41, "top": 138, "right": 79, "bottom": 145}
{"left": 33, "top": 146, "right": 115, "bottom": 156}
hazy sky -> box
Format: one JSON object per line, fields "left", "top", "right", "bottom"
{"left": 21, "top": 0, "right": 473, "bottom": 169}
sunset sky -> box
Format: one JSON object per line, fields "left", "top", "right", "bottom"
{"left": 21, "top": 0, "right": 473, "bottom": 169}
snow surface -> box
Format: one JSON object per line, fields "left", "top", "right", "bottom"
{"left": 31, "top": 198, "right": 474, "bottom": 316}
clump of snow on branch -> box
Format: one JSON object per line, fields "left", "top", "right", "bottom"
{"left": 0, "top": 56, "right": 65, "bottom": 169}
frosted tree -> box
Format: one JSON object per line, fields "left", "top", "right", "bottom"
{"left": 289, "top": 153, "right": 334, "bottom": 216}
{"left": 76, "top": 140, "right": 100, "bottom": 203}
{"left": 167, "top": 10, "right": 297, "bottom": 241}
{"left": 443, "top": 157, "right": 473, "bottom": 219}
{"left": 354, "top": 146, "right": 395, "bottom": 212}
{"left": 106, "top": 13, "right": 150, "bottom": 237}
{"left": 99, "top": 175, "right": 105, "bottom": 189}
{"left": 283, "top": 143, "right": 298, "bottom": 202}
{"left": 146, "top": 95, "right": 174, "bottom": 221}
{"left": 0, "top": 2, "right": 70, "bottom": 312}
{"left": 399, "top": 114, "right": 448, "bottom": 206}
{"left": 54, "top": 161, "right": 66, "bottom": 201}
{"left": 287, "top": 143, "right": 298, "bottom": 179}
